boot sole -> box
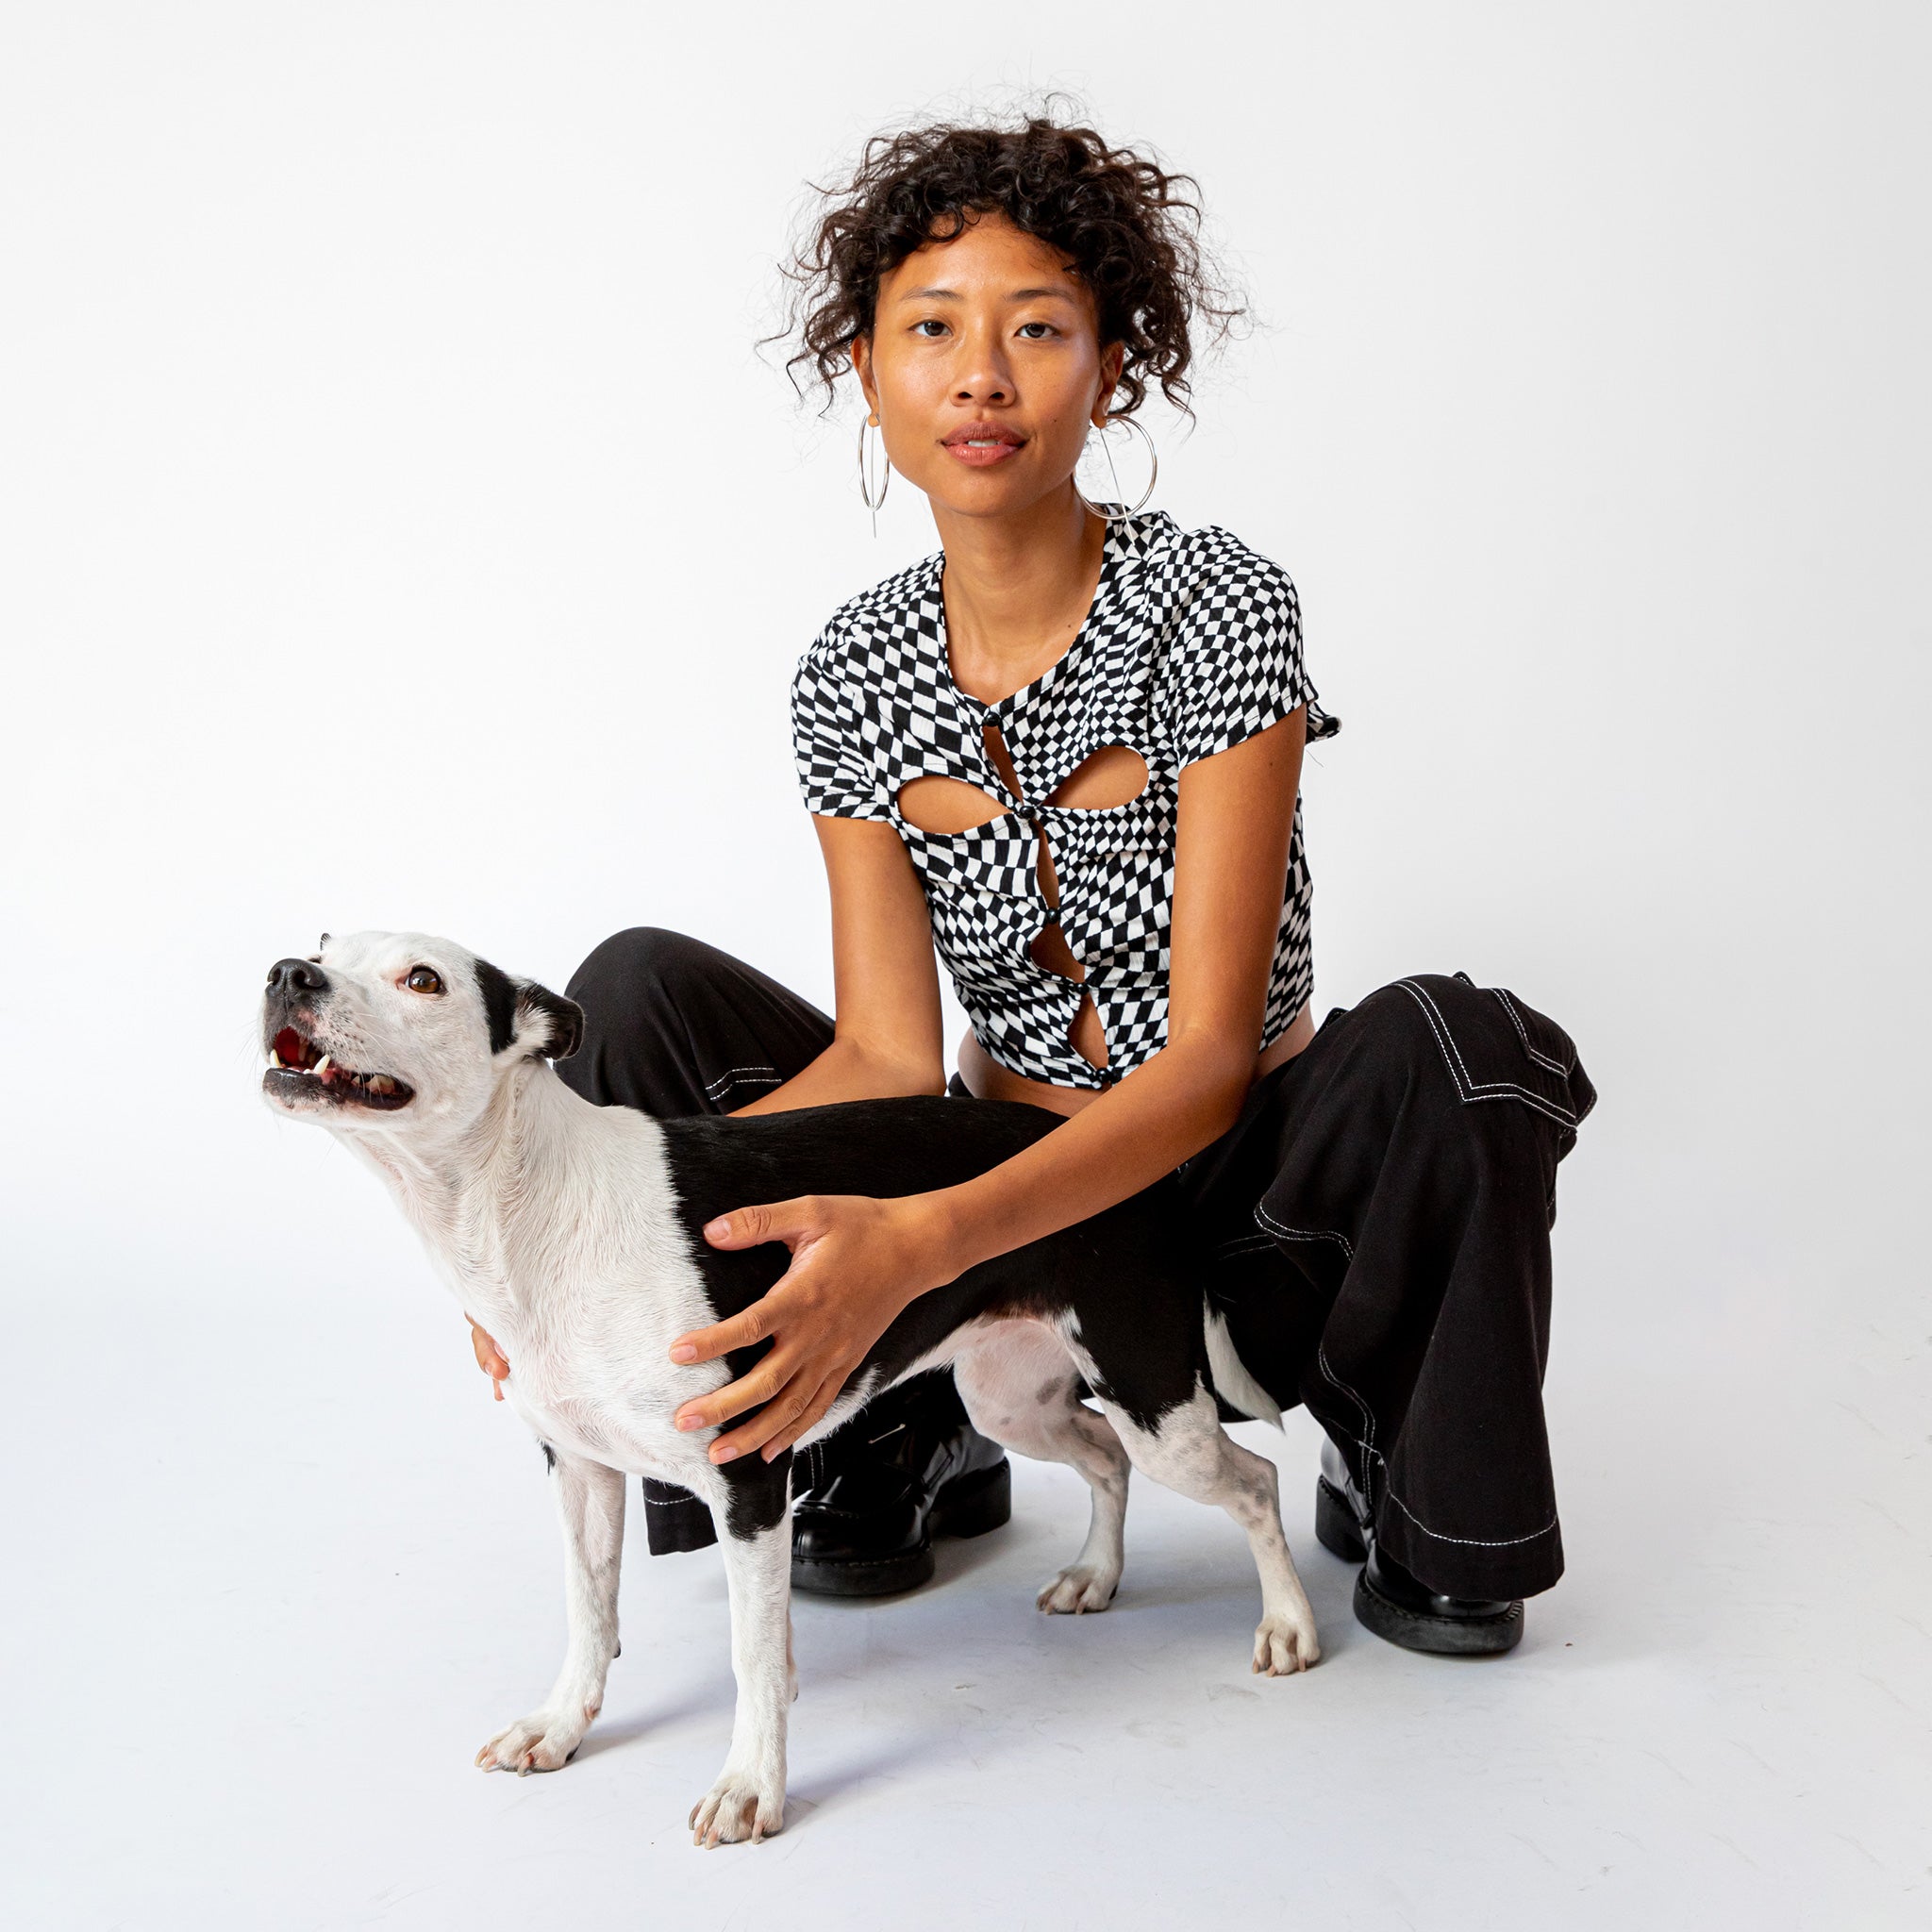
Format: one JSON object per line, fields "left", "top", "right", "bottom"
{"left": 1353, "top": 1571, "right": 1524, "bottom": 1656}
{"left": 1320, "top": 1474, "right": 1524, "bottom": 1655}
{"left": 791, "top": 1459, "right": 1011, "bottom": 1598}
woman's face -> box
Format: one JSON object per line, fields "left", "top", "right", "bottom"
{"left": 856, "top": 211, "right": 1124, "bottom": 523}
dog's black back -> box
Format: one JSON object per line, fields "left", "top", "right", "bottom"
{"left": 658, "top": 1095, "right": 1210, "bottom": 1456}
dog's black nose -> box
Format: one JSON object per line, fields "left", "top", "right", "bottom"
{"left": 267, "top": 958, "right": 329, "bottom": 995}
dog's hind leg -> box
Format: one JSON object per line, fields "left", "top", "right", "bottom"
{"left": 953, "top": 1327, "right": 1132, "bottom": 1614}
{"left": 690, "top": 1456, "right": 792, "bottom": 1847}
{"left": 476, "top": 1449, "right": 626, "bottom": 1774}
{"left": 1101, "top": 1384, "right": 1321, "bottom": 1674}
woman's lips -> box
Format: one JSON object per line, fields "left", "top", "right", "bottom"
{"left": 943, "top": 437, "right": 1025, "bottom": 468}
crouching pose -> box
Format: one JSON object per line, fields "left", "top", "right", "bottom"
{"left": 472, "top": 114, "right": 1594, "bottom": 1663}
{"left": 260, "top": 929, "right": 1320, "bottom": 1845}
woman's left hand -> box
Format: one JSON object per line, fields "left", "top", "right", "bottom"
{"left": 667, "top": 1192, "right": 950, "bottom": 1465}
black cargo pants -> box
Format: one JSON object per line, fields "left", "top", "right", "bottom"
{"left": 558, "top": 928, "right": 1594, "bottom": 1601}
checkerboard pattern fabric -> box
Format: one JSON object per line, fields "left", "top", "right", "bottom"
{"left": 791, "top": 510, "right": 1338, "bottom": 1091}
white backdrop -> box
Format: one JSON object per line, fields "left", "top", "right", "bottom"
{"left": 4, "top": 6, "right": 1928, "bottom": 1927}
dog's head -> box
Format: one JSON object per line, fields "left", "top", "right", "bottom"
{"left": 258, "top": 931, "right": 582, "bottom": 1135}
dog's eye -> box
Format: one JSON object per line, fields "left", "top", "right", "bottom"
{"left": 405, "top": 967, "right": 445, "bottom": 995}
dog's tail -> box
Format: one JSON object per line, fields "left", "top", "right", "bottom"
{"left": 1204, "top": 1307, "right": 1283, "bottom": 1429}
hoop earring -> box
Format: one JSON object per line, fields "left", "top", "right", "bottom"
{"left": 1073, "top": 414, "right": 1158, "bottom": 521}
{"left": 858, "top": 412, "right": 891, "bottom": 535}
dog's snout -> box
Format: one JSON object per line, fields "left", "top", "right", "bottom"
{"left": 267, "top": 958, "right": 329, "bottom": 997}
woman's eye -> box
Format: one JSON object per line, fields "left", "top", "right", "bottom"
{"left": 913, "top": 319, "right": 949, "bottom": 338}
{"left": 1017, "top": 322, "right": 1055, "bottom": 340}
{"left": 405, "top": 967, "right": 444, "bottom": 995}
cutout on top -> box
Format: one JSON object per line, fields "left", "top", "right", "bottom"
{"left": 896, "top": 774, "right": 1008, "bottom": 835}
{"left": 897, "top": 721, "right": 1030, "bottom": 835}
{"left": 983, "top": 722, "right": 1024, "bottom": 798}
{"left": 1029, "top": 917, "right": 1082, "bottom": 981}
{"left": 897, "top": 717, "right": 1114, "bottom": 1071}
{"left": 1044, "top": 744, "right": 1149, "bottom": 810}
{"left": 1069, "top": 991, "right": 1109, "bottom": 1070}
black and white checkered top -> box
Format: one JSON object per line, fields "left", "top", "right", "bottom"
{"left": 791, "top": 509, "right": 1337, "bottom": 1091}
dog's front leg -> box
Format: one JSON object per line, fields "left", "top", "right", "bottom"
{"left": 476, "top": 1448, "right": 625, "bottom": 1774}
{"left": 690, "top": 1458, "right": 791, "bottom": 1846}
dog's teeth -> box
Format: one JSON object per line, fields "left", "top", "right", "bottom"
{"left": 370, "top": 1074, "right": 393, "bottom": 1095}
{"left": 268, "top": 1048, "right": 282, "bottom": 1069}
{"left": 313, "top": 1054, "right": 333, "bottom": 1079}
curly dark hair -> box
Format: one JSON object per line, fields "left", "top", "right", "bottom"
{"left": 779, "top": 110, "right": 1241, "bottom": 418}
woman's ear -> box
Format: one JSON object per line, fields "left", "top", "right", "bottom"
{"left": 1093, "top": 342, "right": 1126, "bottom": 425}
{"left": 852, "top": 335, "right": 880, "bottom": 422}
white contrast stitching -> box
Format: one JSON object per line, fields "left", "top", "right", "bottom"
{"left": 1254, "top": 1200, "right": 1356, "bottom": 1259}
{"left": 702, "top": 1064, "right": 781, "bottom": 1097}
{"left": 1316, "top": 1343, "right": 1378, "bottom": 1512}
{"left": 1384, "top": 1488, "right": 1558, "bottom": 1547}
{"left": 1491, "top": 986, "right": 1574, "bottom": 1076}
{"left": 1395, "top": 981, "right": 1578, "bottom": 1129}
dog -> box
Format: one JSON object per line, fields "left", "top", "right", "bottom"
{"left": 259, "top": 930, "right": 1320, "bottom": 1844}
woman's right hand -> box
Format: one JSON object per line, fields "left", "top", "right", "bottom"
{"left": 468, "top": 1318, "right": 508, "bottom": 1400}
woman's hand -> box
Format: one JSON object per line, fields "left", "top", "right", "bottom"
{"left": 469, "top": 1318, "right": 508, "bottom": 1400}
{"left": 668, "top": 1193, "right": 951, "bottom": 1465}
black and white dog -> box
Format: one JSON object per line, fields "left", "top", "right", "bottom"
{"left": 260, "top": 931, "right": 1319, "bottom": 1844}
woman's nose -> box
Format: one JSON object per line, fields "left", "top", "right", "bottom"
{"left": 952, "top": 330, "right": 1013, "bottom": 402}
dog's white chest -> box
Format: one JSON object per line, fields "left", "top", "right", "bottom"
{"left": 497, "top": 1327, "right": 724, "bottom": 1488}
{"left": 506, "top": 1388, "right": 691, "bottom": 1484}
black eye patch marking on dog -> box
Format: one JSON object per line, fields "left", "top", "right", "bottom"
{"left": 474, "top": 958, "right": 521, "bottom": 1056}
{"left": 475, "top": 957, "right": 585, "bottom": 1060}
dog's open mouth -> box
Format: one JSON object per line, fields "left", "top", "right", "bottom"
{"left": 263, "top": 1025, "right": 414, "bottom": 1110}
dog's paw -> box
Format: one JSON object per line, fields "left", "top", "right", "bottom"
{"left": 689, "top": 1769, "right": 785, "bottom": 1847}
{"left": 475, "top": 1707, "right": 591, "bottom": 1775}
{"left": 1252, "top": 1609, "right": 1320, "bottom": 1675}
{"left": 1036, "top": 1564, "right": 1119, "bottom": 1614}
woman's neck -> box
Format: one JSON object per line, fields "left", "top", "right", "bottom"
{"left": 933, "top": 482, "right": 1108, "bottom": 705}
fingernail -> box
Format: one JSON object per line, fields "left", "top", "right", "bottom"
{"left": 704, "top": 1218, "right": 730, "bottom": 1241}
{"left": 675, "top": 1412, "right": 700, "bottom": 1431}
{"left": 711, "top": 1444, "right": 738, "bottom": 1464}
{"left": 669, "top": 1343, "right": 697, "bottom": 1363}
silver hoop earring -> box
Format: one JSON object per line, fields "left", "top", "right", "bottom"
{"left": 1073, "top": 414, "right": 1158, "bottom": 521}
{"left": 858, "top": 413, "right": 891, "bottom": 534}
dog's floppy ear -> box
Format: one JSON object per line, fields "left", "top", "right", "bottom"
{"left": 518, "top": 979, "right": 584, "bottom": 1061}
{"left": 474, "top": 958, "right": 585, "bottom": 1062}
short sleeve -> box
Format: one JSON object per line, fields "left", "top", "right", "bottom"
{"left": 791, "top": 636, "right": 890, "bottom": 821}
{"left": 1162, "top": 539, "right": 1339, "bottom": 766}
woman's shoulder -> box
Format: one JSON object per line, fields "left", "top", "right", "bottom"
{"left": 1123, "top": 514, "right": 1338, "bottom": 746}
{"left": 1123, "top": 512, "right": 1300, "bottom": 614}
{"left": 799, "top": 550, "right": 944, "bottom": 678}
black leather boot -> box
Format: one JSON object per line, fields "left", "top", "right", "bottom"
{"left": 791, "top": 1370, "right": 1010, "bottom": 1596}
{"left": 1315, "top": 1441, "right": 1524, "bottom": 1656}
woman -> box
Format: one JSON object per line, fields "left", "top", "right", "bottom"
{"left": 471, "top": 116, "right": 1593, "bottom": 1654}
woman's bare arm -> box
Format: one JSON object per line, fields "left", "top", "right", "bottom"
{"left": 669, "top": 708, "right": 1307, "bottom": 1460}
{"left": 731, "top": 817, "right": 948, "bottom": 1113}
{"left": 911, "top": 707, "right": 1306, "bottom": 1255}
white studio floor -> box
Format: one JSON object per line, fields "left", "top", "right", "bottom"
{"left": 4, "top": 1251, "right": 1925, "bottom": 1932}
